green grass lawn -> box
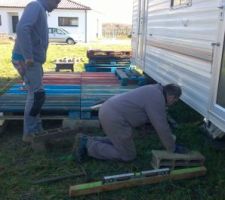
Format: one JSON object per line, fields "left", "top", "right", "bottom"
{"left": 1, "top": 40, "right": 225, "bottom": 200}
{"left": 0, "top": 39, "right": 131, "bottom": 80}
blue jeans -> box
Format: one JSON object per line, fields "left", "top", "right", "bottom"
{"left": 13, "top": 61, "right": 45, "bottom": 135}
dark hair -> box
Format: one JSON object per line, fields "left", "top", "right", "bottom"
{"left": 163, "top": 84, "right": 182, "bottom": 98}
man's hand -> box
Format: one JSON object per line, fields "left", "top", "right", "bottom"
{"left": 25, "top": 59, "right": 34, "bottom": 67}
{"left": 174, "top": 144, "right": 189, "bottom": 154}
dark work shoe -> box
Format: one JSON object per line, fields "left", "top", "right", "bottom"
{"left": 22, "top": 134, "right": 35, "bottom": 143}
{"left": 72, "top": 133, "right": 88, "bottom": 163}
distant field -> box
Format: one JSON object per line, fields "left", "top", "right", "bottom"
{"left": 0, "top": 39, "right": 131, "bottom": 81}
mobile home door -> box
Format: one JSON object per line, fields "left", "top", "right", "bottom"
{"left": 210, "top": 6, "right": 225, "bottom": 131}
{"left": 132, "top": 0, "right": 148, "bottom": 69}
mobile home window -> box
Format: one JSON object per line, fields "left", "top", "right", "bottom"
{"left": 171, "top": 0, "right": 191, "bottom": 8}
{"left": 58, "top": 17, "right": 79, "bottom": 27}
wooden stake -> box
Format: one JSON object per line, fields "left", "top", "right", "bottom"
{"left": 32, "top": 172, "right": 85, "bottom": 184}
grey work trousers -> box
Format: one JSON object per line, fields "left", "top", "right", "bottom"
{"left": 13, "top": 61, "right": 44, "bottom": 135}
{"left": 87, "top": 102, "right": 136, "bottom": 162}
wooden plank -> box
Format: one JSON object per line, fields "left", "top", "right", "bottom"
{"left": 0, "top": 115, "right": 70, "bottom": 120}
{"left": 0, "top": 102, "right": 80, "bottom": 106}
{"left": 87, "top": 50, "right": 131, "bottom": 59}
{"left": 0, "top": 82, "right": 81, "bottom": 113}
{"left": 115, "top": 69, "right": 129, "bottom": 86}
{"left": 85, "top": 63, "right": 130, "bottom": 67}
{"left": 85, "top": 65, "right": 129, "bottom": 73}
{"left": 0, "top": 106, "right": 81, "bottom": 112}
{"left": 90, "top": 60, "right": 130, "bottom": 65}
{"left": 115, "top": 69, "right": 129, "bottom": 79}
{"left": 80, "top": 84, "right": 137, "bottom": 114}
{"left": 69, "top": 166, "right": 207, "bottom": 197}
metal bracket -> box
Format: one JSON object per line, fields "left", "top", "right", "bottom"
{"left": 211, "top": 42, "right": 221, "bottom": 47}
{"left": 218, "top": 0, "right": 225, "bottom": 9}
{"left": 203, "top": 118, "right": 225, "bottom": 139}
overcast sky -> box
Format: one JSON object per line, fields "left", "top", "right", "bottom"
{"left": 80, "top": 0, "right": 133, "bottom": 24}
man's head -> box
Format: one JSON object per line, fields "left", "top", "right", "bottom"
{"left": 46, "top": 0, "right": 61, "bottom": 12}
{"left": 163, "top": 84, "right": 182, "bottom": 106}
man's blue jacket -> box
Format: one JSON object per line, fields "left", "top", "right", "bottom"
{"left": 13, "top": 0, "right": 50, "bottom": 64}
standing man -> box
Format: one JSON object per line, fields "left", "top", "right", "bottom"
{"left": 12, "top": 0, "right": 61, "bottom": 143}
{"left": 73, "top": 83, "right": 186, "bottom": 163}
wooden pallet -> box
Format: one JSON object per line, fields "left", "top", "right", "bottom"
{"left": 87, "top": 50, "right": 131, "bottom": 60}
{"left": 80, "top": 84, "right": 137, "bottom": 119}
{"left": 55, "top": 63, "right": 74, "bottom": 72}
{"left": 43, "top": 72, "right": 81, "bottom": 85}
{"left": 81, "top": 72, "right": 120, "bottom": 84}
{"left": 85, "top": 64, "right": 130, "bottom": 73}
{"left": 80, "top": 110, "right": 99, "bottom": 120}
{"left": 0, "top": 84, "right": 81, "bottom": 118}
{"left": 0, "top": 72, "right": 138, "bottom": 121}
{"left": 151, "top": 150, "right": 205, "bottom": 169}
{"left": 89, "top": 58, "right": 130, "bottom": 65}
{"left": 115, "top": 68, "right": 148, "bottom": 86}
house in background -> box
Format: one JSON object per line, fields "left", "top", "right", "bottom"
{"left": 0, "top": 0, "right": 102, "bottom": 42}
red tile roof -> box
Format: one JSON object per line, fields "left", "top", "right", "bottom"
{"left": 0, "top": 0, "right": 91, "bottom": 10}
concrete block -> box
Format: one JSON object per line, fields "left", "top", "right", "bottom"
{"left": 151, "top": 150, "right": 205, "bottom": 169}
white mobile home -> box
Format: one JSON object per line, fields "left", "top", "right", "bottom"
{"left": 0, "top": 0, "right": 102, "bottom": 42}
{"left": 132, "top": 0, "right": 225, "bottom": 137}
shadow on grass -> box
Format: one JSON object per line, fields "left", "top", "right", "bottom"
{"left": 168, "top": 100, "right": 203, "bottom": 124}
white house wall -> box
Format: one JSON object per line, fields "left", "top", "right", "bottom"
{"left": 0, "top": 8, "right": 22, "bottom": 34}
{"left": 0, "top": 11, "right": 9, "bottom": 33}
{"left": 48, "top": 9, "right": 86, "bottom": 42}
{"left": 49, "top": 10, "right": 102, "bottom": 42}
{"left": 132, "top": 0, "right": 220, "bottom": 118}
{"left": 0, "top": 7, "right": 101, "bottom": 42}
{"left": 87, "top": 10, "right": 102, "bottom": 41}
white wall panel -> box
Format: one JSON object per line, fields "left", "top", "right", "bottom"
{"left": 145, "top": 45, "right": 211, "bottom": 116}
{"left": 0, "top": 11, "right": 8, "bottom": 33}
{"left": 0, "top": 8, "right": 22, "bottom": 34}
{"left": 132, "top": 0, "right": 223, "bottom": 123}
{"left": 131, "top": 0, "right": 140, "bottom": 65}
